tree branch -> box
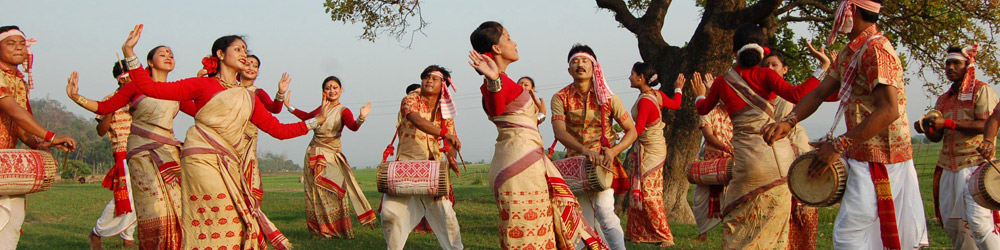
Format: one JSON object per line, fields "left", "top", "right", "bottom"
{"left": 740, "top": 0, "right": 783, "bottom": 24}
{"left": 595, "top": 0, "right": 641, "bottom": 33}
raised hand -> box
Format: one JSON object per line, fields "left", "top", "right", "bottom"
{"left": 278, "top": 72, "right": 291, "bottom": 94}
{"left": 283, "top": 91, "right": 294, "bottom": 110}
{"left": 674, "top": 73, "right": 686, "bottom": 89}
{"left": 704, "top": 73, "right": 715, "bottom": 89}
{"left": 805, "top": 40, "right": 831, "bottom": 70}
{"left": 468, "top": 50, "right": 500, "bottom": 80}
{"left": 691, "top": 73, "right": 706, "bottom": 96}
{"left": 66, "top": 71, "right": 79, "bottom": 99}
{"left": 196, "top": 69, "right": 208, "bottom": 78}
{"left": 122, "top": 24, "right": 143, "bottom": 58}
{"left": 359, "top": 102, "right": 372, "bottom": 118}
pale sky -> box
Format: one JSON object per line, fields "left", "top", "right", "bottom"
{"left": 7, "top": 1, "right": 943, "bottom": 168}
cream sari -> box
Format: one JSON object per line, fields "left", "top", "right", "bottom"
{"left": 624, "top": 92, "right": 673, "bottom": 244}
{"left": 125, "top": 95, "right": 183, "bottom": 249}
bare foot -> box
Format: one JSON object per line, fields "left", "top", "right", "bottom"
{"left": 693, "top": 233, "right": 708, "bottom": 242}
{"left": 123, "top": 239, "right": 136, "bottom": 248}
{"left": 88, "top": 232, "right": 102, "bottom": 250}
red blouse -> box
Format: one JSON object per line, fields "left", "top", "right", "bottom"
{"left": 479, "top": 74, "right": 523, "bottom": 116}
{"left": 255, "top": 88, "right": 282, "bottom": 114}
{"left": 96, "top": 68, "right": 197, "bottom": 116}
{"left": 696, "top": 66, "right": 820, "bottom": 115}
{"left": 292, "top": 106, "right": 362, "bottom": 131}
{"left": 126, "top": 68, "right": 308, "bottom": 139}
{"left": 634, "top": 90, "right": 681, "bottom": 135}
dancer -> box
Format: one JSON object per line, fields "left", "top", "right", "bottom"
{"left": 623, "top": 62, "right": 682, "bottom": 246}
{"left": 761, "top": 1, "right": 929, "bottom": 248}
{"left": 550, "top": 44, "right": 635, "bottom": 250}
{"left": 691, "top": 24, "right": 821, "bottom": 249}
{"left": 691, "top": 72, "right": 730, "bottom": 242}
{"left": 67, "top": 43, "right": 194, "bottom": 249}
{"left": 120, "top": 24, "right": 321, "bottom": 250}
{"left": 87, "top": 60, "right": 137, "bottom": 250}
{"left": 518, "top": 76, "right": 546, "bottom": 123}
{"left": 918, "top": 45, "right": 1000, "bottom": 249}
{"left": 287, "top": 76, "right": 376, "bottom": 238}
{"left": 0, "top": 25, "right": 76, "bottom": 250}
{"left": 380, "top": 65, "right": 463, "bottom": 250}
{"left": 469, "top": 20, "right": 608, "bottom": 250}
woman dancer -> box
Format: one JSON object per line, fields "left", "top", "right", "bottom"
{"left": 67, "top": 43, "right": 196, "bottom": 249}
{"left": 690, "top": 24, "right": 821, "bottom": 249}
{"left": 623, "top": 62, "right": 682, "bottom": 246}
{"left": 119, "top": 24, "right": 325, "bottom": 249}
{"left": 517, "top": 76, "right": 546, "bottom": 123}
{"left": 468, "top": 21, "right": 608, "bottom": 250}
{"left": 287, "top": 76, "right": 376, "bottom": 238}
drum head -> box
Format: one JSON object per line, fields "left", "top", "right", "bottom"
{"left": 788, "top": 154, "right": 844, "bottom": 206}
{"left": 981, "top": 160, "right": 1000, "bottom": 208}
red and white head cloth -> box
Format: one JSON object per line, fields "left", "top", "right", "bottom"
{"left": 0, "top": 29, "right": 36, "bottom": 89}
{"left": 945, "top": 45, "right": 980, "bottom": 101}
{"left": 827, "top": 0, "right": 882, "bottom": 45}
{"left": 430, "top": 71, "right": 458, "bottom": 119}
{"left": 570, "top": 52, "right": 614, "bottom": 106}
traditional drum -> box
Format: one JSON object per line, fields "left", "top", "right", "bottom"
{"left": 553, "top": 156, "right": 613, "bottom": 193}
{"left": 688, "top": 157, "right": 733, "bottom": 185}
{"left": 969, "top": 159, "right": 1000, "bottom": 210}
{"left": 787, "top": 150, "right": 848, "bottom": 207}
{"left": 916, "top": 110, "right": 943, "bottom": 133}
{"left": 376, "top": 160, "right": 449, "bottom": 197}
{"left": 0, "top": 149, "right": 58, "bottom": 196}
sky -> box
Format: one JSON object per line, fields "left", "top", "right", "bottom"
{"left": 7, "top": 1, "right": 945, "bottom": 168}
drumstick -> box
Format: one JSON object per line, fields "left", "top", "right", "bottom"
{"left": 457, "top": 150, "right": 468, "bottom": 173}
{"left": 61, "top": 151, "right": 68, "bottom": 171}
{"left": 982, "top": 155, "right": 1000, "bottom": 176}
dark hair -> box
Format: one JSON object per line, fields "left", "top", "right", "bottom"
{"left": 247, "top": 54, "right": 260, "bottom": 67}
{"left": 857, "top": 0, "right": 882, "bottom": 23}
{"left": 631, "top": 62, "right": 660, "bottom": 87}
{"left": 517, "top": 76, "right": 534, "bottom": 87}
{"left": 733, "top": 24, "right": 767, "bottom": 68}
{"left": 322, "top": 76, "right": 341, "bottom": 91}
{"left": 0, "top": 26, "right": 21, "bottom": 36}
{"left": 208, "top": 35, "right": 245, "bottom": 77}
{"left": 567, "top": 44, "right": 597, "bottom": 62}
{"left": 470, "top": 21, "right": 504, "bottom": 54}
{"left": 405, "top": 83, "right": 421, "bottom": 94}
{"left": 762, "top": 50, "right": 788, "bottom": 67}
{"left": 946, "top": 46, "right": 963, "bottom": 54}
{"left": 146, "top": 45, "right": 169, "bottom": 62}
{"left": 112, "top": 59, "right": 128, "bottom": 79}
{"left": 420, "top": 65, "right": 452, "bottom": 87}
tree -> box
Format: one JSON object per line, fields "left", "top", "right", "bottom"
{"left": 324, "top": 0, "right": 1000, "bottom": 223}
{"left": 61, "top": 159, "right": 92, "bottom": 180}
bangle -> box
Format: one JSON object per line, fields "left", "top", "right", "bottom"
{"left": 286, "top": 105, "right": 296, "bottom": 113}
{"left": 305, "top": 118, "right": 318, "bottom": 130}
{"left": 125, "top": 56, "right": 141, "bottom": 70}
{"left": 674, "top": 88, "right": 683, "bottom": 94}
{"left": 357, "top": 115, "right": 366, "bottom": 124}
{"left": 274, "top": 92, "right": 285, "bottom": 102}
{"left": 537, "top": 113, "right": 546, "bottom": 122}
{"left": 439, "top": 127, "right": 448, "bottom": 137}
{"left": 781, "top": 111, "right": 800, "bottom": 126}
{"left": 44, "top": 131, "right": 54, "bottom": 143}
{"left": 75, "top": 95, "right": 89, "bottom": 106}
{"left": 944, "top": 119, "right": 957, "bottom": 130}
{"left": 695, "top": 95, "right": 706, "bottom": 102}
{"left": 486, "top": 77, "right": 502, "bottom": 93}
{"left": 831, "top": 135, "right": 853, "bottom": 154}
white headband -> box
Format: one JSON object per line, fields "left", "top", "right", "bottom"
{"left": 0, "top": 29, "right": 25, "bottom": 42}
{"left": 428, "top": 71, "right": 444, "bottom": 79}
{"left": 737, "top": 43, "right": 765, "bottom": 59}
{"left": 944, "top": 52, "right": 968, "bottom": 63}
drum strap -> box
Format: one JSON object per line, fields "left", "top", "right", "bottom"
{"left": 824, "top": 35, "right": 883, "bottom": 140}
{"left": 381, "top": 125, "right": 400, "bottom": 164}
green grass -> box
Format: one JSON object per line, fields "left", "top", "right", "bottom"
{"left": 16, "top": 145, "right": 957, "bottom": 249}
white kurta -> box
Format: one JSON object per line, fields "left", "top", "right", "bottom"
{"left": 939, "top": 166, "right": 1000, "bottom": 249}
{"left": 833, "top": 159, "right": 929, "bottom": 249}
{"left": 380, "top": 195, "right": 463, "bottom": 250}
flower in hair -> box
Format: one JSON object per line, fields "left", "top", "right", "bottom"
{"left": 762, "top": 46, "right": 771, "bottom": 56}
{"left": 201, "top": 56, "right": 218, "bottom": 76}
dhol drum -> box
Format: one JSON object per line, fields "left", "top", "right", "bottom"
{"left": 553, "top": 156, "right": 613, "bottom": 193}
{"left": 376, "top": 160, "right": 450, "bottom": 197}
{"left": 787, "top": 149, "right": 848, "bottom": 207}
{"left": 969, "top": 159, "right": 1000, "bottom": 210}
{"left": 0, "top": 149, "right": 58, "bottom": 196}
{"left": 688, "top": 157, "right": 733, "bottom": 185}
{"left": 917, "top": 110, "right": 943, "bottom": 133}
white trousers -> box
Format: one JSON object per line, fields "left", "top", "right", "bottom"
{"left": 0, "top": 195, "right": 25, "bottom": 250}
{"left": 833, "top": 159, "right": 928, "bottom": 249}
{"left": 92, "top": 161, "right": 136, "bottom": 240}
{"left": 574, "top": 188, "right": 625, "bottom": 250}
{"left": 380, "top": 194, "right": 463, "bottom": 250}
{"left": 693, "top": 185, "right": 723, "bottom": 234}
{"left": 939, "top": 167, "right": 1000, "bottom": 250}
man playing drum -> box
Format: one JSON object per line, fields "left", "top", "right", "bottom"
{"left": 0, "top": 25, "right": 77, "bottom": 250}
{"left": 761, "top": 1, "right": 929, "bottom": 248}
{"left": 690, "top": 72, "right": 731, "bottom": 242}
{"left": 919, "top": 44, "right": 1000, "bottom": 249}
{"left": 380, "top": 65, "right": 463, "bottom": 250}
{"left": 550, "top": 44, "right": 637, "bottom": 250}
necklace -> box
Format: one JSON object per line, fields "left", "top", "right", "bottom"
{"left": 216, "top": 75, "right": 239, "bottom": 88}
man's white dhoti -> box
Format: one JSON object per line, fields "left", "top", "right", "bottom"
{"left": 92, "top": 162, "right": 137, "bottom": 240}
{"left": 940, "top": 166, "right": 1000, "bottom": 249}
{"left": 575, "top": 188, "right": 625, "bottom": 250}
{"left": 380, "top": 194, "right": 463, "bottom": 250}
{"left": 833, "top": 159, "right": 928, "bottom": 249}
{"left": 0, "top": 195, "right": 25, "bottom": 250}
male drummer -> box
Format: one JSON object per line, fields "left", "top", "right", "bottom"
{"left": 380, "top": 65, "right": 463, "bottom": 250}
{"left": 921, "top": 45, "right": 1000, "bottom": 249}
{"left": 760, "top": 1, "right": 929, "bottom": 249}
{"left": 551, "top": 44, "right": 636, "bottom": 250}
{"left": 0, "top": 25, "right": 76, "bottom": 249}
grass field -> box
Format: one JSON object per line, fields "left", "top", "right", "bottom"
{"left": 16, "top": 143, "right": 956, "bottom": 249}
